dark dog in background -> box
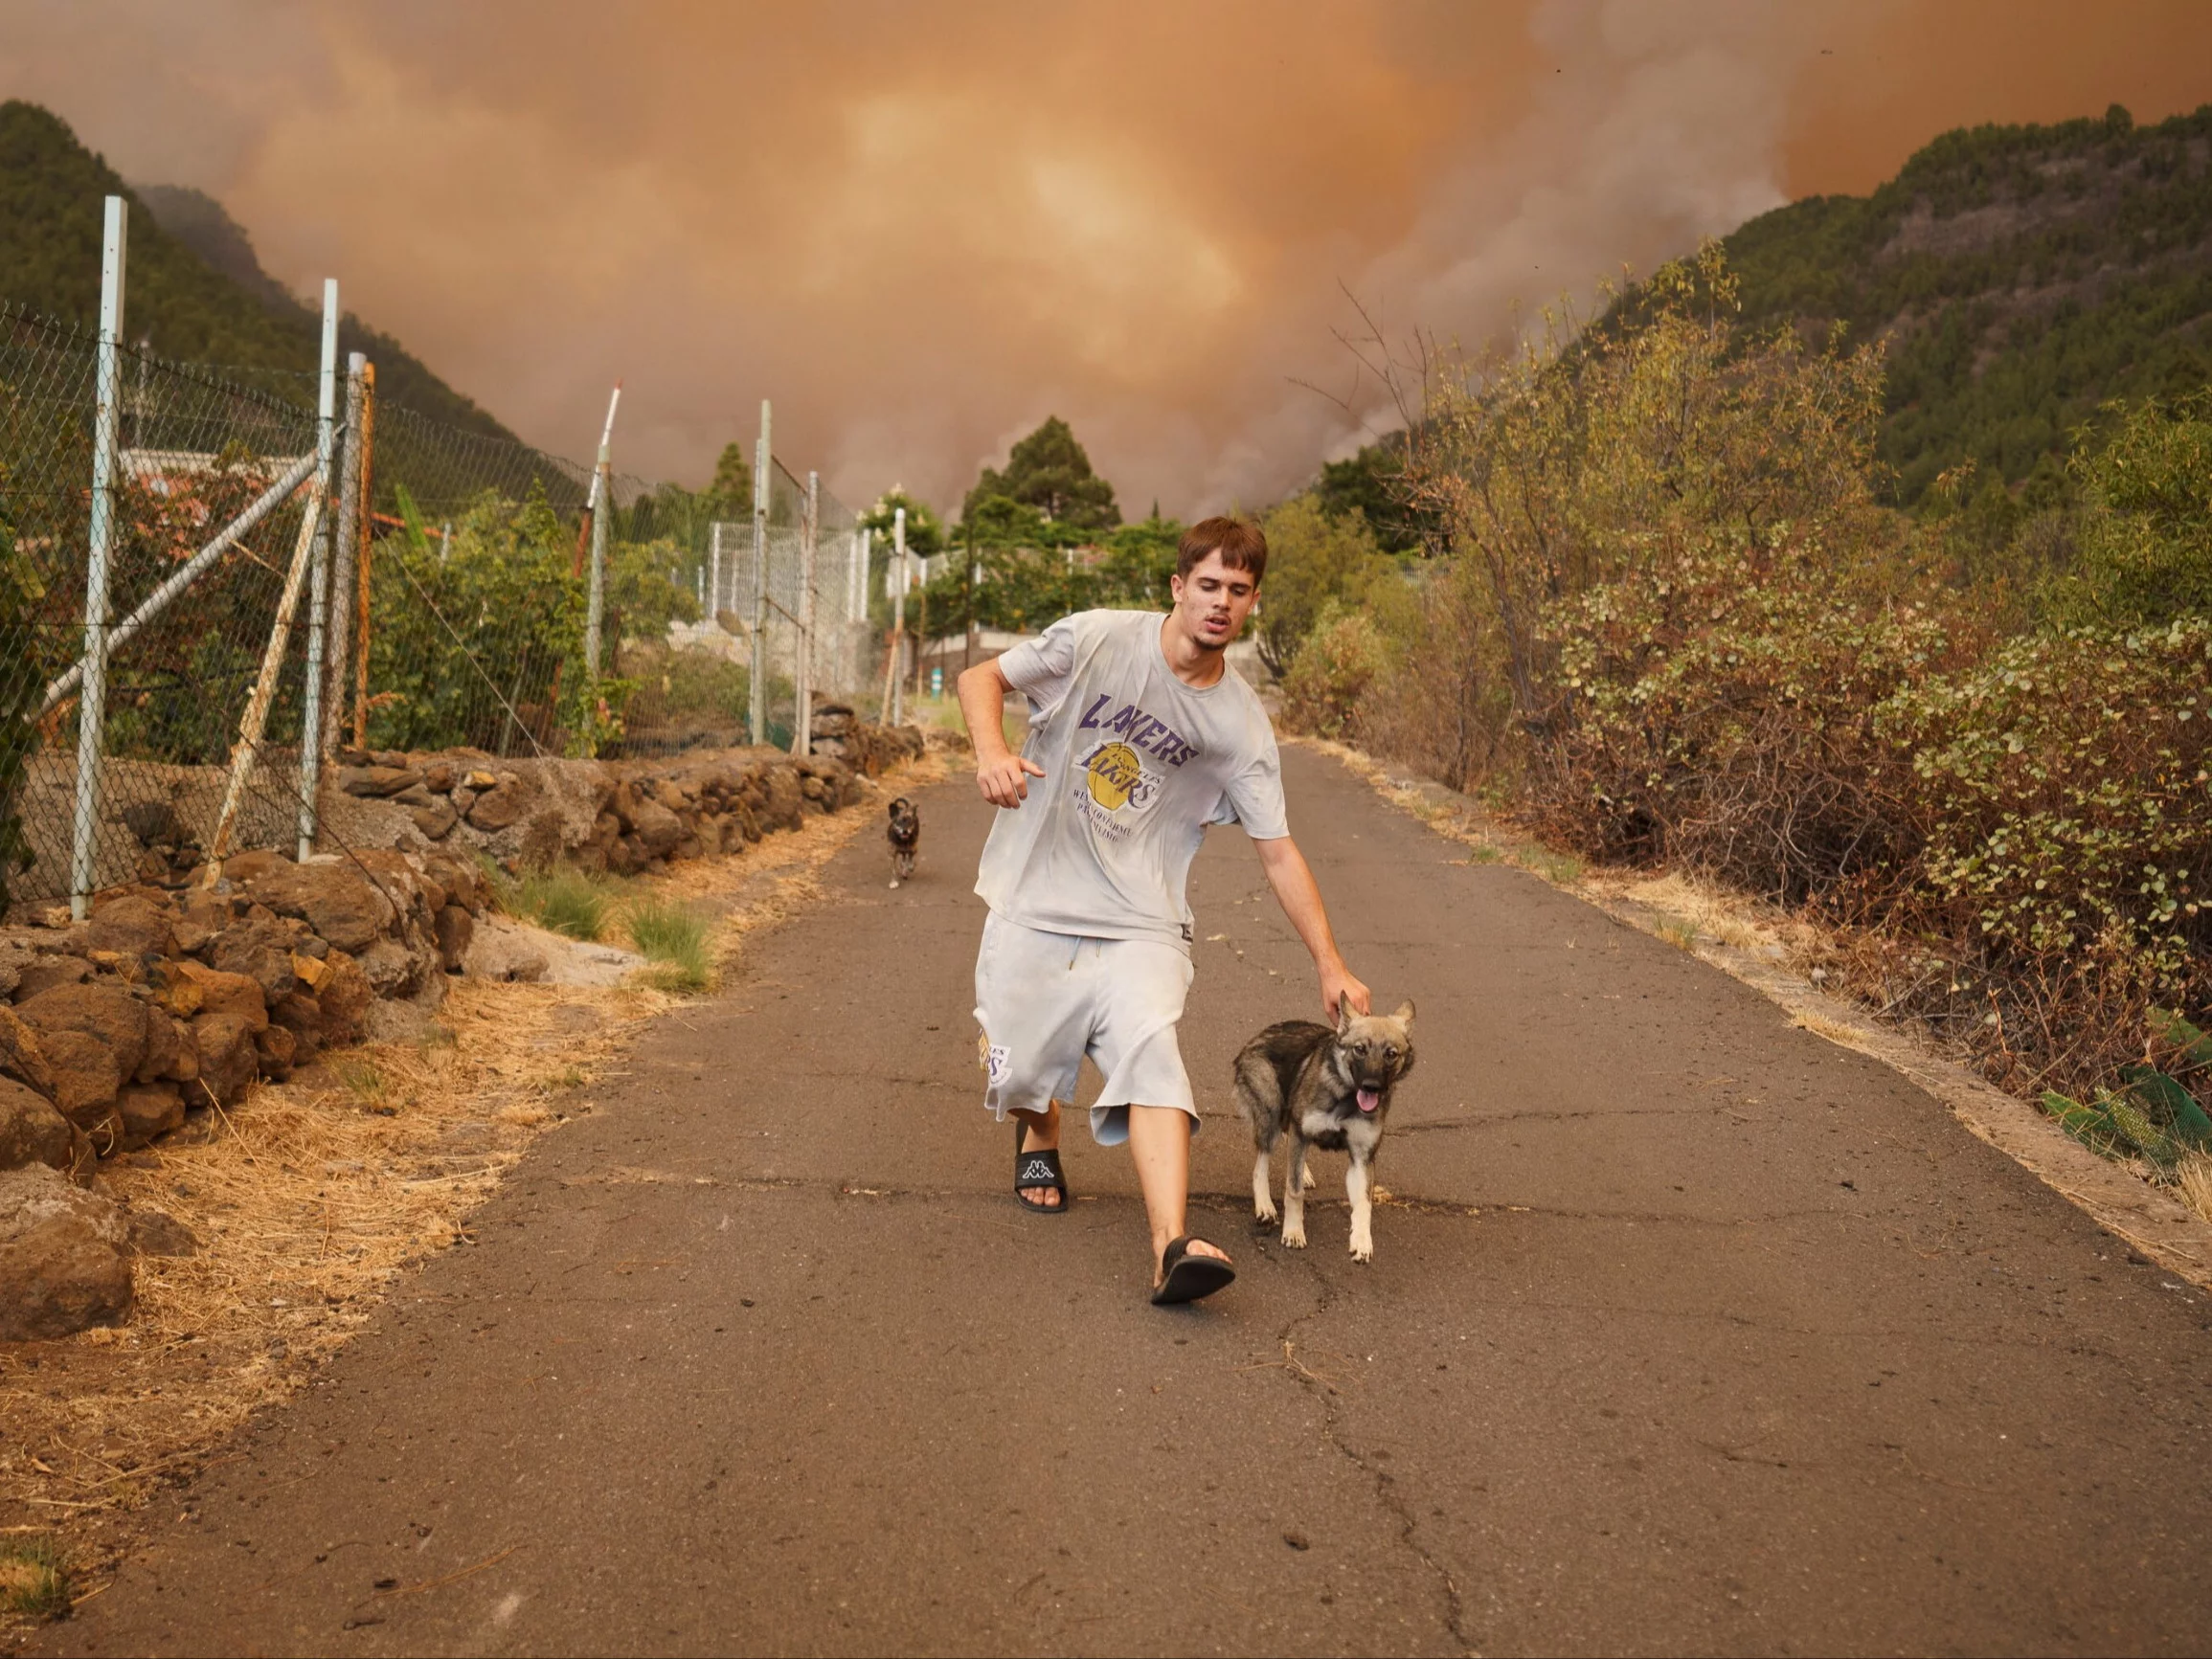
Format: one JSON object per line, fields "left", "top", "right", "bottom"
{"left": 887, "top": 796, "right": 920, "bottom": 887}
{"left": 1234, "top": 1000, "right": 1415, "bottom": 1262}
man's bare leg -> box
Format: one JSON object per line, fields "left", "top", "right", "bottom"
{"left": 1014, "top": 1099, "right": 1063, "bottom": 1209}
{"left": 1127, "top": 1104, "right": 1230, "bottom": 1288}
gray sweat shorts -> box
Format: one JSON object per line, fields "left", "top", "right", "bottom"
{"left": 973, "top": 909, "right": 1198, "bottom": 1146}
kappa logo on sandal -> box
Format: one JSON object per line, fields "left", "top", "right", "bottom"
{"left": 1020, "top": 1158, "right": 1057, "bottom": 1184}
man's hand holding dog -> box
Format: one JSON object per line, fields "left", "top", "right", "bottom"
{"left": 1320, "top": 955, "right": 1371, "bottom": 1023}
{"left": 977, "top": 750, "right": 1048, "bottom": 808}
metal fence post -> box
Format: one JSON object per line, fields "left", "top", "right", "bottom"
{"left": 794, "top": 470, "right": 818, "bottom": 756}
{"left": 69, "top": 194, "right": 127, "bottom": 920}
{"left": 351, "top": 361, "right": 376, "bottom": 749}
{"left": 710, "top": 521, "right": 722, "bottom": 625}
{"left": 888, "top": 506, "right": 907, "bottom": 728}
{"left": 586, "top": 455, "right": 609, "bottom": 679}
{"left": 750, "top": 400, "right": 770, "bottom": 747}
{"left": 297, "top": 282, "right": 340, "bottom": 859}
{"left": 320, "top": 352, "right": 366, "bottom": 764}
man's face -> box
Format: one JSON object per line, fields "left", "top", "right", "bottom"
{"left": 1168, "top": 550, "right": 1259, "bottom": 654}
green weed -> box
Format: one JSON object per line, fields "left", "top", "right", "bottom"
{"left": 0, "top": 1535, "right": 69, "bottom": 1620}
{"left": 511, "top": 869, "right": 614, "bottom": 942}
{"left": 626, "top": 899, "right": 713, "bottom": 993}
{"left": 332, "top": 1056, "right": 390, "bottom": 1110}
{"left": 1653, "top": 914, "right": 1699, "bottom": 952}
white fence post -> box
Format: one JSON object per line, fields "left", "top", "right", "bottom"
{"left": 794, "top": 470, "right": 818, "bottom": 756}
{"left": 887, "top": 506, "right": 907, "bottom": 728}
{"left": 69, "top": 194, "right": 127, "bottom": 920}
{"left": 710, "top": 522, "right": 722, "bottom": 626}
{"left": 749, "top": 400, "right": 770, "bottom": 747}
{"left": 297, "top": 281, "right": 340, "bottom": 859}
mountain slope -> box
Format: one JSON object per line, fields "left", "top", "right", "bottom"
{"left": 0, "top": 101, "right": 516, "bottom": 441}
{"left": 1720, "top": 101, "right": 2212, "bottom": 504}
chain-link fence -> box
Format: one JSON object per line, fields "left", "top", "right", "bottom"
{"left": 696, "top": 459, "right": 873, "bottom": 751}
{"left": 0, "top": 205, "right": 890, "bottom": 921}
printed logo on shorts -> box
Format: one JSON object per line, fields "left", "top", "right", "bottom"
{"left": 979, "top": 1033, "right": 1011, "bottom": 1086}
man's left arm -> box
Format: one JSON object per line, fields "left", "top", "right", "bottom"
{"left": 1253, "top": 835, "right": 1370, "bottom": 1020}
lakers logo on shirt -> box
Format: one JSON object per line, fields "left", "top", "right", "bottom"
{"left": 1084, "top": 742, "right": 1146, "bottom": 810}
{"left": 1075, "top": 739, "right": 1159, "bottom": 841}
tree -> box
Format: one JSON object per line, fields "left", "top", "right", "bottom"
{"left": 861, "top": 488, "right": 946, "bottom": 561}
{"left": 2043, "top": 391, "right": 2212, "bottom": 626}
{"left": 1253, "top": 494, "right": 1391, "bottom": 676}
{"left": 963, "top": 415, "right": 1121, "bottom": 531}
{"left": 1314, "top": 439, "right": 1441, "bottom": 555}
{"left": 701, "top": 441, "right": 754, "bottom": 521}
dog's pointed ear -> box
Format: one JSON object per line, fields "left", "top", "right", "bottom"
{"left": 1392, "top": 998, "right": 1414, "bottom": 1031}
{"left": 1336, "top": 998, "right": 1356, "bottom": 1039}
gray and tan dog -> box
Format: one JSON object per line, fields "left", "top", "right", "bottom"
{"left": 1234, "top": 1000, "right": 1415, "bottom": 1262}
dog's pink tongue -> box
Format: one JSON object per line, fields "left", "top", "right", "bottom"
{"left": 1356, "top": 1087, "right": 1381, "bottom": 1113}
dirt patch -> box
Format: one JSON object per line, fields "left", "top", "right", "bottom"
{"left": 0, "top": 763, "right": 919, "bottom": 1630}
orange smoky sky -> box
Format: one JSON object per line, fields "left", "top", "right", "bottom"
{"left": 4, "top": 0, "right": 2209, "bottom": 517}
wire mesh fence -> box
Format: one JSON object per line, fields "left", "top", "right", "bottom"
{"left": 1, "top": 266, "right": 888, "bottom": 920}
{"left": 690, "top": 460, "right": 873, "bottom": 751}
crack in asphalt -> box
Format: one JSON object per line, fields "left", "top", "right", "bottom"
{"left": 1261, "top": 1243, "right": 1478, "bottom": 1659}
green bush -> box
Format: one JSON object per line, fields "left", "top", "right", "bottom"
{"left": 365, "top": 483, "right": 631, "bottom": 758}
{"left": 1279, "top": 602, "right": 1388, "bottom": 739}
{"left": 1304, "top": 242, "right": 2212, "bottom": 1103}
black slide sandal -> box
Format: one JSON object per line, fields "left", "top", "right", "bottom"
{"left": 1013, "top": 1124, "right": 1071, "bottom": 1215}
{"left": 1152, "top": 1236, "right": 1235, "bottom": 1305}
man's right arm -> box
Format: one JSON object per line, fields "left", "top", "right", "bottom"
{"left": 957, "top": 659, "right": 1046, "bottom": 808}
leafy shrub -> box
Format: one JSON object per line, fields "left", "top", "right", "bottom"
{"left": 1252, "top": 496, "right": 1390, "bottom": 677}
{"left": 366, "top": 483, "right": 631, "bottom": 758}
{"left": 1539, "top": 524, "right": 1968, "bottom": 898}
{"left": 1309, "top": 241, "right": 2212, "bottom": 1106}
{"left": 1279, "top": 602, "right": 1388, "bottom": 739}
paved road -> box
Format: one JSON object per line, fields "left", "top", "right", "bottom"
{"left": 41, "top": 746, "right": 2212, "bottom": 1656}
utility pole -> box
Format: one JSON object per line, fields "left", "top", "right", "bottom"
{"left": 965, "top": 521, "right": 979, "bottom": 671}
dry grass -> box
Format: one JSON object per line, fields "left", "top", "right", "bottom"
{"left": 0, "top": 759, "right": 919, "bottom": 1623}
{"left": 2178, "top": 1152, "right": 2212, "bottom": 1226}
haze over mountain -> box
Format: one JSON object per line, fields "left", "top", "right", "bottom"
{"left": 0, "top": 101, "right": 514, "bottom": 441}
{"left": 3, "top": 3, "right": 2209, "bottom": 509}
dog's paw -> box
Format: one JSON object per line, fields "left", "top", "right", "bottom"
{"left": 1253, "top": 1201, "right": 1278, "bottom": 1226}
{"left": 888, "top": 879, "right": 900, "bottom": 889}
{"left": 1349, "top": 1237, "right": 1374, "bottom": 1264}
{"left": 1300, "top": 1166, "right": 1317, "bottom": 1191}
{"left": 1281, "top": 1224, "right": 1307, "bottom": 1249}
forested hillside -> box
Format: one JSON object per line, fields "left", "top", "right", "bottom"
{"left": 1720, "top": 101, "right": 2212, "bottom": 504}
{"left": 0, "top": 101, "right": 515, "bottom": 440}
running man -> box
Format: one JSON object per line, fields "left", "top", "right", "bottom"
{"left": 956, "top": 516, "right": 1371, "bottom": 1304}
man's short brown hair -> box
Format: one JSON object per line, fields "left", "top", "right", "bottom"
{"left": 1177, "top": 516, "right": 1267, "bottom": 585}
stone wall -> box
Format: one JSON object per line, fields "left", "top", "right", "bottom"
{"left": 0, "top": 725, "right": 923, "bottom": 1340}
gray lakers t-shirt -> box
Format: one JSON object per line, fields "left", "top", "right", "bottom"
{"left": 975, "top": 608, "right": 1289, "bottom": 951}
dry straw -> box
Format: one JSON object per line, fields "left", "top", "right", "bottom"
{"left": 0, "top": 759, "right": 931, "bottom": 1606}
